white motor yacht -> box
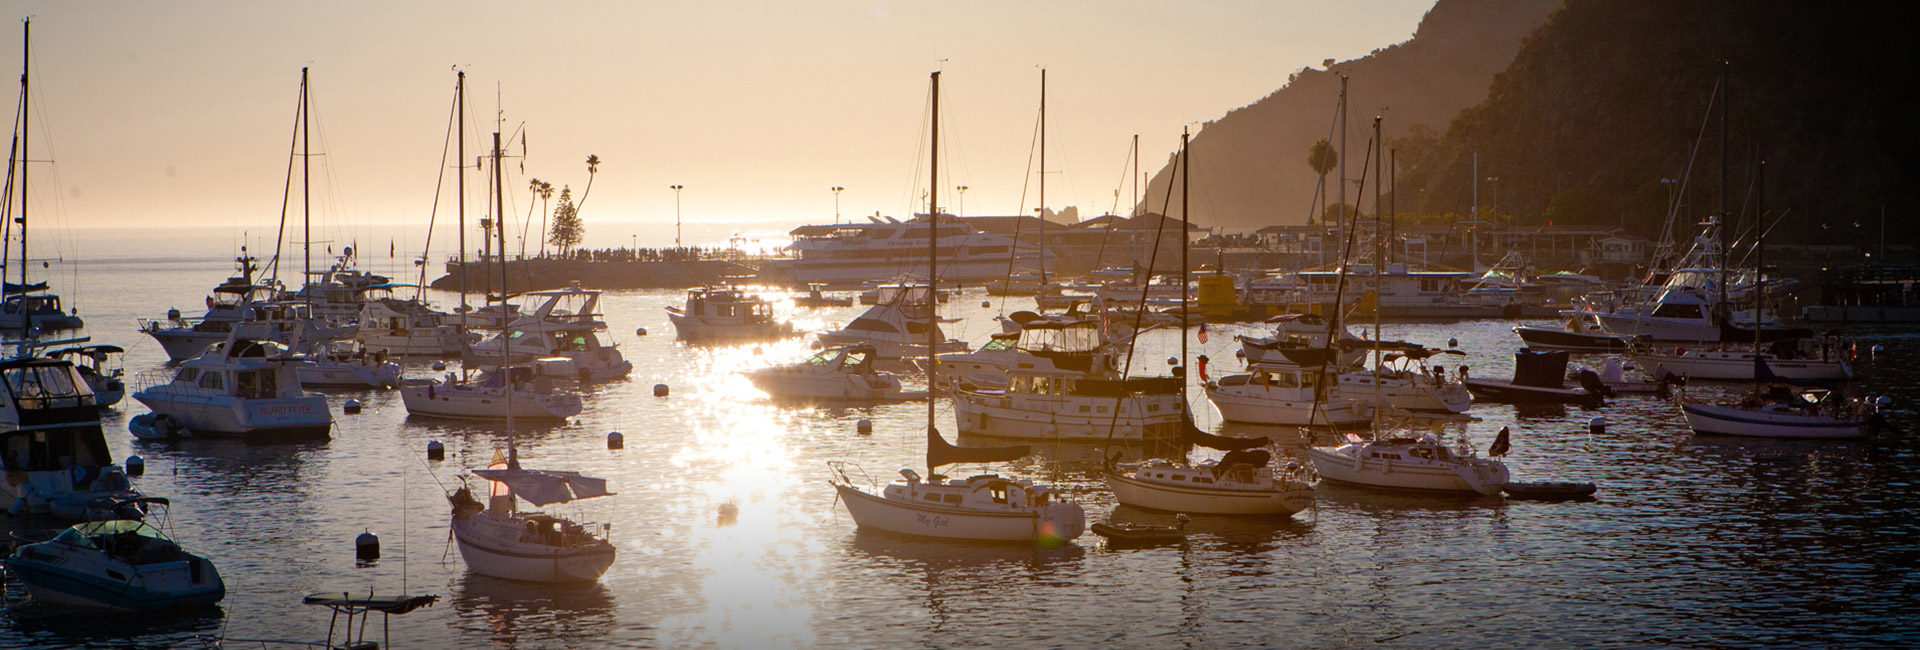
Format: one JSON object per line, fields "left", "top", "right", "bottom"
{"left": 469, "top": 283, "right": 631, "bottom": 381}
{"left": 1631, "top": 338, "right": 1853, "bottom": 381}
{"left": 1106, "top": 448, "right": 1315, "bottom": 517}
{"left": 447, "top": 451, "right": 616, "bottom": 583}
{"left": 667, "top": 286, "right": 794, "bottom": 342}
{"left": 355, "top": 295, "right": 472, "bottom": 356}
{"left": 1, "top": 357, "right": 140, "bottom": 519}
{"left": 131, "top": 337, "right": 333, "bottom": 439}
{"left": 292, "top": 342, "right": 403, "bottom": 389}
{"left": 816, "top": 292, "right": 969, "bottom": 361}
{"left": 401, "top": 364, "right": 583, "bottom": 421}
{"left": 1309, "top": 433, "right": 1509, "bottom": 496}
{"left": 746, "top": 345, "right": 910, "bottom": 402}
{"left": 45, "top": 344, "right": 126, "bottom": 408}
{"left": 1206, "top": 361, "right": 1373, "bottom": 427}
{"left": 1333, "top": 359, "right": 1472, "bottom": 415}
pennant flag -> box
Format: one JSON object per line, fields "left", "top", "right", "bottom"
{"left": 1489, "top": 426, "right": 1512, "bottom": 457}
{"left": 1197, "top": 354, "right": 1210, "bottom": 382}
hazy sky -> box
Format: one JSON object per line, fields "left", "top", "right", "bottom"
{"left": 7, "top": 0, "right": 1432, "bottom": 244}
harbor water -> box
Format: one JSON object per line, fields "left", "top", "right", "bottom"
{"left": 3, "top": 231, "right": 1918, "bottom": 648}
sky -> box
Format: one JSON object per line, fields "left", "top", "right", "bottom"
{"left": 4, "top": 0, "right": 1433, "bottom": 248}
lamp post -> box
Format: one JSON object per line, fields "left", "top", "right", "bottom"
{"left": 631, "top": 233, "right": 637, "bottom": 251}
{"left": 832, "top": 186, "right": 844, "bottom": 224}
{"left": 670, "top": 184, "right": 684, "bottom": 248}
{"left": 956, "top": 185, "right": 969, "bottom": 217}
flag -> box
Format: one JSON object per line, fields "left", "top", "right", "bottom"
{"left": 1197, "top": 322, "right": 1209, "bottom": 344}
{"left": 1198, "top": 355, "right": 1210, "bottom": 382}
{"left": 390, "top": 240, "right": 396, "bottom": 258}
{"left": 1489, "top": 426, "right": 1511, "bottom": 457}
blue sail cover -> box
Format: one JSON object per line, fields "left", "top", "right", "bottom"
{"left": 472, "top": 468, "right": 613, "bottom": 506}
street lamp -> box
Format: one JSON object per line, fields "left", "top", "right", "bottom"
{"left": 956, "top": 185, "right": 969, "bottom": 217}
{"left": 832, "top": 186, "right": 844, "bottom": 224}
{"left": 670, "top": 184, "right": 684, "bottom": 248}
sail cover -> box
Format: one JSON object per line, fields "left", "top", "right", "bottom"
{"left": 927, "top": 427, "right": 1029, "bottom": 469}
{"left": 472, "top": 468, "right": 614, "bottom": 506}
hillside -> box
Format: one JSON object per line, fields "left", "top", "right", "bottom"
{"left": 1138, "top": 0, "right": 1559, "bottom": 230}
{"left": 1389, "top": 1, "right": 1919, "bottom": 242}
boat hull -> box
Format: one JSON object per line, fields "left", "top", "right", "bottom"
{"left": 1205, "top": 385, "right": 1372, "bottom": 427}
{"left": 1307, "top": 447, "right": 1508, "bottom": 496}
{"left": 132, "top": 392, "right": 332, "bottom": 438}
{"left": 400, "top": 384, "right": 581, "bottom": 420}
{"left": 1513, "top": 326, "right": 1627, "bottom": 352}
{"left": 1679, "top": 402, "right": 1870, "bottom": 439}
{"left": 451, "top": 514, "right": 615, "bottom": 583}
{"left": 1105, "top": 472, "right": 1312, "bottom": 516}
{"left": 832, "top": 482, "right": 1083, "bottom": 542}
{"left": 951, "top": 391, "right": 1183, "bottom": 442}
{"left": 1631, "top": 351, "right": 1853, "bottom": 381}
{"left": 1462, "top": 379, "right": 1601, "bottom": 406}
{"left": 6, "top": 552, "right": 224, "bottom": 611}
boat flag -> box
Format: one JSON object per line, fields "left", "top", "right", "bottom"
{"left": 1197, "top": 354, "right": 1210, "bottom": 381}
{"left": 1197, "top": 323, "right": 1209, "bottom": 344}
{"left": 1489, "top": 426, "right": 1512, "bottom": 457}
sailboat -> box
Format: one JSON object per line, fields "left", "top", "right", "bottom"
{"left": 828, "top": 71, "right": 1084, "bottom": 544}
{"left": 447, "top": 117, "right": 617, "bottom": 583}
{"left": 1677, "top": 160, "right": 1881, "bottom": 439}
{"left": 0, "top": 19, "right": 84, "bottom": 334}
{"left": 1107, "top": 132, "right": 1314, "bottom": 516}
{"left": 400, "top": 72, "right": 583, "bottom": 421}
{"left": 1308, "top": 115, "right": 1508, "bottom": 496}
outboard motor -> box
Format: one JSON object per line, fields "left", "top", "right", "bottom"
{"left": 1575, "top": 369, "right": 1616, "bottom": 399}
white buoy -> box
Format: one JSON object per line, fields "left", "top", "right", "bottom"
{"left": 427, "top": 440, "right": 445, "bottom": 461}
{"left": 636, "top": 327, "right": 649, "bottom": 336}
{"left": 125, "top": 455, "right": 145, "bottom": 477}
{"left": 431, "top": 361, "right": 447, "bottom": 371}
{"left": 343, "top": 398, "right": 362, "bottom": 414}
{"left": 1589, "top": 416, "right": 1606, "bottom": 436}
{"left": 356, "top": 529, "right": 380, "bottom": 561}
{"left": 856, "top": 418, "right": 873, "bottom": 435}
{"left": 654, "top": 383, "right": 670, "bottom": 397}
{"left": 608, "top": 431, "right": 624, "bottom": 449}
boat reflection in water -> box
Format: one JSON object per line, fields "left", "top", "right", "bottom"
{"left": 447, "top": 574, "right": 616, "bottom": 647}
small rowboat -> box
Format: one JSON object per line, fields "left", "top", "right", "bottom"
{"left": 1091, "top": 514, "right": 1189, "bottom": 545}
{"left": 1501, "top": 481, "right": 1598, "bottom": 500}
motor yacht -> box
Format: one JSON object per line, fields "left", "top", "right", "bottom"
{"left": 1309, "top": 433, "right": 1509, "bottom": 495}
{"left": 0, "top": 356, "right": 140, "bottom": 519}
{"left": 746, "top": 345, "right": 910, "bottom": 402}
{"left": 469, "top": 283, "right": 631, "bottom": 381}
{"left": 355, "top": 295, "right": 472, "bottom": 356}
{"left": 131, "top": 337, "right": 332, "bottom": 439}
{"left": 667, "top": 286, "right": 794, "bottom": 342}
{"left": 43, "top": 344, "right": 126, "bottom": 408}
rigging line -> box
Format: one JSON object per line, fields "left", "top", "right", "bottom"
{"left": 996, "top": 108, "right": 1043, "bottom": 316}
{"left": 1660, "top": 77, "right": 1722, "bottom": 258}
{"left": 264, "top": 78, "right": 303, "bottom": 287}
{"left": 1305, "top": 99, "right": 1342, "bottom": 226}
{"left": 1306, "top": 135, "right": 1373, "bottom": 432}
{"left": 1091, "top": 137, "right": 1135, "bottom": 273}
{"left": 415, "top": 79, "right": 461, "bottom": 298}
{"left": 1101, "top": 139, "right": 1182, "bottom": 450}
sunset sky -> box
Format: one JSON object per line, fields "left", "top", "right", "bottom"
{"left": 7, "top": 1, "right": 1431, "bottom": 245}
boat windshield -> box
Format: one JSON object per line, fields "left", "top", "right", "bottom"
{"left": 3, "top": 363, "right": 95, "bottom": 409}
{"left": 56, "top": 520, "right": 172, "bottom": 548}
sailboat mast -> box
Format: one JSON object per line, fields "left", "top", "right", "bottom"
{"left": 17, "top": 18, "right": 28, "bottom": 341}
{"left": 457, "top": 72, "right": 469, "bottom": 322}
{"left": 1752, "top": 158, "right": 1765, "bottom": 394}
{"left": 927, "top": 70, "right": 940, "bottom": 449}
{"left": 495, "top": 129, "right": 517, "bottom": 456}
{"left": 1372, "top": 116, "right": 1384, "bottom": 433}
{"left": 1717, "top": 61, "right": 1729, "bottom": 320}
{"left": 1336, "top": 74, "right": 1347, "bottom": 253}
{"left": 301, "top": 67, "right": 311, "bottom": 308}
{"left": 1038, "top": 67, "right": 1046, "bottom": 286}
{"left": 1179, "top": 128, "right": 1189, "bottom": 382}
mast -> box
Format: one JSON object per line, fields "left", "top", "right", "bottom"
{"left": 1336, "top": 74, "right": 1348, "bottom": 254}
{"left": 456, "top": 72, "right": 472, "bottom": 380}
{"left": 1038, "top": 67, "right": 1046, "bottom": 286}
{"left": 16, "top": 18, "right": 29, "bottom": 340}
{"left": 495, "top": 129, "right": 517, "bottom": 465}
{"left": 1717, "top": 61, "right": 1729, "bottom": 321}
{"left": 1372, "top": 116, "right": 1384, "bottom": 434}
{"left": 926, "top": 70, "right": 940, "bottom": 463}
{"left": 1179, "top": 128, "right": 1190, "bottom": 386}
{"left": 301, "top": 67, "right": 311, "bottom": 309}
{"left": 1752, "top": 158, "right": 1765, "bottom": 395}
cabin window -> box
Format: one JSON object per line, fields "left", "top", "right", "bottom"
{"left": 923, "top": 493, "right": 940, "bottom": 502}
{"left": 175, "top": 368, "right": 200, "bottom": 383}
{"left": 1033, "top": 377, "right": 1051, "bottom": 394}
{"left": 198, "top": 372, "right": 225, "bottom": 391}
{"left": 1172, "top": 475, "right": 1186, "bottom": 481}
{"left": 943, "top": 494, "right": 962, "bottom": 504}
{"left": 1276, "top": 373, "right": 1300, "bottom": 388}
{"left": 1147, "top": 403, "right": 1161, "bottom": 412}
{"left": 1652, "top": 303, "right": 1704, "bottom": 319}
{"left": 1195, "top": 477, "right": 1214, "bottom": 484}
{"left": 1078, "top": 405, "right": 1090, "bottom": 413}
{"left": 990, "top": 486, "right": 1008, "bottom": 504}
{"left": 1097, "top": 406, "right": 1109, "bottom": 413}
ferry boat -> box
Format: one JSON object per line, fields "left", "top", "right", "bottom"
{"left": 786, "top": 216, "right": 1053, "bottom": 287}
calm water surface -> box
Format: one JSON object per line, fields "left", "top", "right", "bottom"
{"left": 3, "top": 243, "right": 1918, "bottom": 649}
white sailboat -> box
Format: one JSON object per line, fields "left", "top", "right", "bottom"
{"left": 1107, "top": 448, "right": 1315, "bottom": 517}
{"left": 402, "top": 75, "right": 583, "bottom": 422}
{"left": 447, "top": 449, "right": 617, "bottom": 583}
{"left": 0, "top": 19, "right": 83, "bottom": 334}
{"left": 828, "top": 71, "right": 1084, "bottom": 545}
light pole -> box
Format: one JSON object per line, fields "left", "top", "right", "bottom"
{"left": 956, "top": 185, "right": 969, "bottom": 217}
{"left": 631, "top": 233, "right": 637, "bottom": 251}
{"left": 832, "top": 186, "right": 844, "bottom": 224}
{"left": 670, "top": 184, "right": 684, "bottom": 248}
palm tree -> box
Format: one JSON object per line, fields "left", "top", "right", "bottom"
{"left": 521, "top": 177, "right": 543, "bottom": 259}
{"left": 1306, "top": 139, "right": 1337, "bottom": 226}
{"left": 575, "top": 154, "right": 601, "bottom": 215}
{"left": 536, "top": 180, "right": 555, "bottom": 258}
